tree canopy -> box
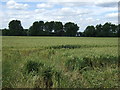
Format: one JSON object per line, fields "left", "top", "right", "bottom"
{"left": 64, "top": 22, "right": 79, "bottom": 36}
{"left": 29, "top": 21, "right": 44, "bottom": 36}
{"left": 1, "top": 20, "right": 119, "bottom": 37}
{"left": 82, "top": 23, "right": 118, "bottom": 37}
{"left": 8, "top": 20, "right": 25, "bottom": 36}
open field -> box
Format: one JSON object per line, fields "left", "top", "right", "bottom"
{"left": 2, "top": 36, "right": 119, "bottom": 88}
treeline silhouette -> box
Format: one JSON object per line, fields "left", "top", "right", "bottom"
{"left": 1, "top": 20, "right": 120, "bottom": 37}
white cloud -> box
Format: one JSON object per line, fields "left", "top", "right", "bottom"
{"left": 86, "top": 17, "right": 93, "bottom": 20}
{"left": 37, "top": 3, "right": 53, "bottom": 8}
{"left": 6, "top": 0, "right": 29, "bottom": 10}
{"left": 60, "top": 7, "right": 84, "bottom": 15}
{"left": 105, "top": 13, "right": 118, "bottom": 18}
{"left": 2, "top": 0, "right": 119, "bottom": 2}
{"left": 60, "top": 7, "right": 74, "bottom": 15}
{"left": 49, "top": 7, "right": 90, "bottom": 16}
{"left": 35, "top": 9, "right": 46, "bottom": 13}
{"left": 53, "top": 2, "right": 93, "bottom": 7}
{"left": 1, "top": 0, "right": 118, "bottom": 31}
{"left": 95, "top": 1, "right": 118, "bottom": 7}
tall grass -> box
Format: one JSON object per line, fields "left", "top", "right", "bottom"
{"left": 2, "top": 36, "right": 119, "bottom": 88}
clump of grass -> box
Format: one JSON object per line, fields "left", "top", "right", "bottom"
{"left": 48, "top": 45, "right": 81, "bottom": 49}
{"left": 82, "top": 56, "right": 93, "bottom": 69}
{"left": 65, "top": 55, "right": 95, "bottom": 72}
{"left": 24, "top": 60, "right": 44, "bottom": 74}
{"left": 82, "top": 55, "right": 118, "bottom": 69}
{"left": 65, "top": 55, "right": 118, "bottom": 73}
{"left": 23, "top": 60, "right": 63, "bottom": 88}
{"left": 65, "top": 56, "right": 81, "bottom": 71}
{"left": 42, "top": 66, "right": 53, "bottom": 88}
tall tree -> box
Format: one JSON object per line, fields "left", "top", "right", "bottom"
{"left": 64, "top": 22, "right": 79, "bottom": 36}
{"left": 95, "top": 23, "right": 118, "bottom": 37}
{"left": 83, "top": 26, "right": 96, "bottom": 37}
{"left": 8, "top": 20, "right": 24, "bottom": 36}
{"left": 102, "top": 22, "right": 112, "bottom": 37}
{"left": 29, "top": 21, "right": 44, "bottom": 36}
{"left": 54, "top": 21, "right": 63, "bottom": 33}
{"left": 95, "top": 24, "right": 103, "bottom": 37}
{"left": 44, "top": 21, "right": 55, "bottom": 35}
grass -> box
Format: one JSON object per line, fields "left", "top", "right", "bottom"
{"left": 2, "top": 36, "right": 119, "bottom": 88}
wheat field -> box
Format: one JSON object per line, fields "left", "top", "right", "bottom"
{"left": 2, "top": 36, "right": 119, "bottom": 88}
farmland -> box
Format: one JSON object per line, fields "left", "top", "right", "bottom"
{"left": 2, "top": 36, "right": 119, "bottom": 88}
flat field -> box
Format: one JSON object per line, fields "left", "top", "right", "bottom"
{"left": 2, "top": 36, "right": 119, "bottom": 88}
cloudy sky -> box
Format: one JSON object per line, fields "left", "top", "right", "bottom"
{"left": 0, "top": 0, "right": 119, "bottom": 31}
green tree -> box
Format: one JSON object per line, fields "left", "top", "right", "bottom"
{"left": 110, "top": 24, "right": 117, "bottom": 36}
{"left": 102, "top": 22, "right": 112, "bottom": 37}
{"left": 44, "top": 21, "right": 55, "bottom": 35}
{"left": 95, "top": 24, "right": 103, "bottom": 37}
{"left": 54, "top": 21, "right": 63, "bottom": 33}
{"left": 29, "top": 21, "right": 44, "bottom": 36}
{"left": 44, "top": 21, "right": 54, "bottom": 33}
{"left": 8, "top": 20, "right": 24, "bottom": 36}
{"left": 2, "top": 28, "right": 10, "bottom": 36}
{"left": 95, "top": 23, "right": 117, "bottom": 37}
{"left": 84, "top": 26, "right": 96, "bottom": 37}
{"left": 64, "top": 22, "right": 79, "bottom": 36}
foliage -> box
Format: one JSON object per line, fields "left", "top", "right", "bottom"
{"left": 83, "top": 22, "right": 118, "bottom": 37}
{"left": 64, "top": 22, "right": 79, "bottom": 36}
{"left": 8, "top": 20, "right": 26, "bottom": 36}
{"left": 29, "top": 21, "right": 44, "bottom": 36}
{"left": 1, "top": 20, "right": 119, "bottom": 37}
{"left": 2, "top": 20, "right": 78, "bottom": 36}
{"left": 84, "top": 26, "right": 96, "bottom": 37}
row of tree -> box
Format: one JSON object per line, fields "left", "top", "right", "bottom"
{"left": 82, "top": 23, "right": 119, "bottom": 37}
{"left": 1, "top": 20, "right": 120, "bottom": 37}
{"left": 2, "top": 20, "right": 79, "bottom": 36}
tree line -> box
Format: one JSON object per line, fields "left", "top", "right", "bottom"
{"left": 1, "top": 20, "right": 120, "bottom": 37}
{"left": 81, "top": 23, "right": 119, "bottom": 37}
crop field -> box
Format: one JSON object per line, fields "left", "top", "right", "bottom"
{"left": 2, "top": 36, "right": 119, "bottom": 88}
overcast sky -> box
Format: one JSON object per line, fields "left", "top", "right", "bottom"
{"left": 0, "top": 0, "right": 119, "bottom": 31}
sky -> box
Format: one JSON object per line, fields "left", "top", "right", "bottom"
{"left": 0, "top": 0, "right": 119, "bottom": 32}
